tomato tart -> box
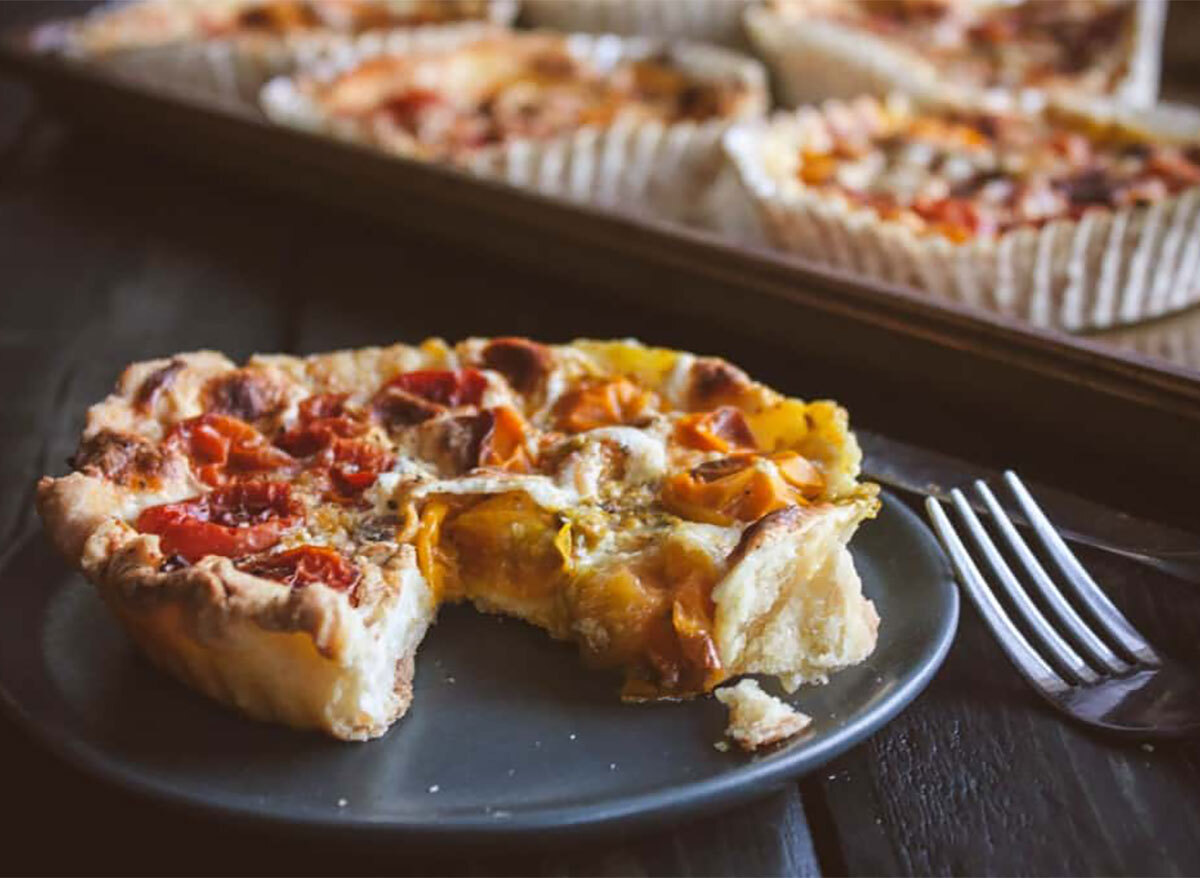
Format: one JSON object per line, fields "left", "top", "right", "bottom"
{"left": 260, "top": 30, "right": 767, "bottom": 224}
{"left": 745, "top": 0, "right": 1165, "bottom": 109}
{"left": 725, "top": 94, "right": 1200, "bottom": 330}
{"left": 34, "top": 0, "right": 517, "bottom": 106}
{"left": 37, "top": 338, "right": 879, "bottom": 741}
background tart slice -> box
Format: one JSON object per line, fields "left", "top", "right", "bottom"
{"left": 724, "top": 93, "right": 1200, "bottom": 331}
{"left": 260, "top": 30, "right": 767, "bottom": 224}
{"left": 745, "top": 0, "right": 1165, "bottom": 109}
{"left": 34, "top": 0, "right": 518, "bottom": 106}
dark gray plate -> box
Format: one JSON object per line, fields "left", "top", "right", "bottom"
{"left": 0, "top": 492, "right": 956, "bottom": 840}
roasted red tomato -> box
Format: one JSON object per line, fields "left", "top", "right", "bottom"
{"left": 297, "top": 392, "right": 352, "bottom": 422}
{"left": 322, "top": 438, "right": 394, "bottom": 498}
{"left": 137, "top": 481, "right": 302, "bottom": 562}
{"left": 271, "top": 393, "right": 387, "bottom": 498}
{"left": 275, "top": 393, "right": 368, "bottom": 457}
{"left": 166, "top": 413, "right": 293, "bottom": 486}
{"left": 380, "top": 88, "right": 444, "bottom": 134}
{"left": 390, "top": 369, "right": 488, "bottom": 407}
{"left": 239, "top": 545, "right": 361, "bottom": 599}
{"left": 478, "top": 337, "right": 551, "bottom": 393}
{"left": 373, "top": 369, "right": 488, "bottom": 428}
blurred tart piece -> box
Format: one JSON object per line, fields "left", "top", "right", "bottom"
{"left": 725, "top": 94, "right": 1200, "bottom": 330}
{"left": 263, "top": 30, "right": 762, "bottom": 160}
{"left": 261, "top": 29, "right": 767, "bottom": 223}
{"left": 745, "top": 0, "right": 1165, "bottom": 108}
{"left": 33, "top": 0, "right": 517, "bottom": 105}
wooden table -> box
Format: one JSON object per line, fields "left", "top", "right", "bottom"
{"left": 3, "top": 10, "right": 1200, "bottom": 876}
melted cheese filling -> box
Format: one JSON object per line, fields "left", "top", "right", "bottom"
{"left": 411, "top": 488, "right": 732, "bottom": 699}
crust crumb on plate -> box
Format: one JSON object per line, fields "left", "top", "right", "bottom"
{"left": 715, "top": 678, "right": 811, "bottom": 751}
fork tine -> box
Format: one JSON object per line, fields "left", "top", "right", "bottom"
{"left": 948, "top": 489, "right": 1100, "bottom": 684}
{"left": 973, "top": 481, "right": 1131, "bottom": 676}
{"left": 926, "top": 497, "right": 1070, "bottom": 697}
{"left": 1004, "top": 471, "right": 1161, "bottom": 666}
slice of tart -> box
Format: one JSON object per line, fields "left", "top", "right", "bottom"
{"left": 745, "top": 0, "right": 1165, "bottom": 109}
{"left": 34, "top": 0, "right": 517, "bottom": 106}
{"left": 37, "top": 337, "right": 879, "bottom": 740}
{"left": 725, "top": 94, "right": 1200, "bottom": 330}
{"left": 45, "top": 0, "right": 512, "bottom": 54}
{"left": 260, "top": 30, "right": 767, "bottom": 223}
{"left": 262, "top": 31, "right": 764, "bottom": 161}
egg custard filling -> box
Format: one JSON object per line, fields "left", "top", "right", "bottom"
{"left": 38, "top": 338, "right": 879, "bottom": 740}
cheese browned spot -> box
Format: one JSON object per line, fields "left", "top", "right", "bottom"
{"left": 204, "top": 368, "right": 286, "bottom": 424}
{"left": 71, "top": 430, "right": 167, "bottom": 490}
{"left": 479, "top": 337, "right": 552, "bottom": 395}
{"left": 688, "top": 358, "right": 753, "bottom": 410}
{"left": 133, "top": 358, "right": 184, "bottom": 412}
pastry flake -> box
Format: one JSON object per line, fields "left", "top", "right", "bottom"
{"left": 715, "top": 678, "right": 812, "bottom": 751}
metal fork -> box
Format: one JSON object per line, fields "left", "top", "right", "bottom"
{"left": 926, "top": 472, "right": 1200, "bottom": 737}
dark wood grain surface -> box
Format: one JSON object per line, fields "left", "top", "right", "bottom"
{"left": 2, "top": 8, "right": 1200, "bottom": 875}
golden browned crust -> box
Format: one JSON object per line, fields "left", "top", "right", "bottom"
{"left": 713, "top": 498, "right": 879, "bottom": 687}
{"left": 728, "top": 505, "right": 806, "bottom": 566}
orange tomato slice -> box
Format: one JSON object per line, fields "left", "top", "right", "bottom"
{"left": 662, "top": 452, "right": 825, "bottom": 525}
{"left": 552, "top": 378, "right": 657, "bottom": 433}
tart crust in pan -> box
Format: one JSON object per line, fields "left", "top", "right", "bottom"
{"left": 724, "top": 94, "right": 1200, "bottom": 331}
{"left": 33, "top": 1, "right": 519, "bottom": 107}
{"left": 745, "top": 0, "right": 1165, "bottom": 110}
{"left": 38, "top": 339, "right": 878, "bottom": 740}
{"left": 260, "top": 30, "right": 767, "bottom": 224}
